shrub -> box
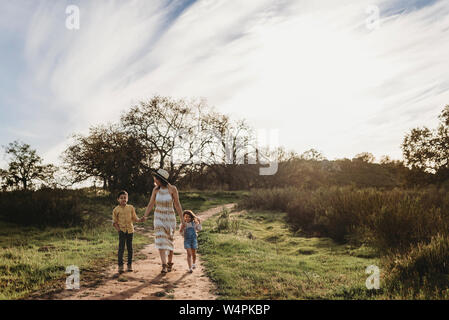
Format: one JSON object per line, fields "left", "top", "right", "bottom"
{"left": 0, "top": 189, "right": 86, "bottom": 227}
{"left": 216, "top": 209, "right": 230, "bottom": 232}
{"left": 238, "top": 186, "right": 449, "bottom": 248}
{"left": 383, "top": 234, "right": 449, "bottom": 298}
{"left": 215, "top": 208, "right": 240, "bottom": 234}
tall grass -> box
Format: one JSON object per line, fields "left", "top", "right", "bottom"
{"left": 383, "top": 234, "right": 449, "bottom": 299}
{"left": 0, "top": 189, "right": 86, "bottom": 227}
{"left": 239, "top": 186, "right": 449, "bottom": 297}
{"left": 239, "top": 186, "right": 449, "bottom": 249}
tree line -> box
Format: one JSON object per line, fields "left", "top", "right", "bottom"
{"left": 1, "top": 97, "right": 449, "bottom": 193}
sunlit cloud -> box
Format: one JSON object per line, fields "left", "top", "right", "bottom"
{"left": 0, "top": 0, "right": 449, "bottom": 168}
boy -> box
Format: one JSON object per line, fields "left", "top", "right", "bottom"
{"left": 112, "top": 190, "right": 145, "bottom": 274}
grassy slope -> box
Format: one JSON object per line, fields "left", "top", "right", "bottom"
{"left": 0, "top": 190, "right": 242, "bottom": 300}
{"left": 0, "top": 221, "right": 148, "bottom": 299}
{"left": 199, "top": 209, "right": 383, "bottom": 300}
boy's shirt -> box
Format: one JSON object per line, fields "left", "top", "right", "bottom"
{"left": 113, "top": 204, "right": 139, "bottom": 233}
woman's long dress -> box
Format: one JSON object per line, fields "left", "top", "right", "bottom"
{"left": 154, "top": 187, "right": 176, "bottom": 251}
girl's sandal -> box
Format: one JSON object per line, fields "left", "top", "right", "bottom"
{"left": 167, "top": 262, "right": 174, "bottom": 272}
{"left": 161, "top": 264, "right": 168, "bottom": 274}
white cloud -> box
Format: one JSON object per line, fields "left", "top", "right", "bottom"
{"left": 2, "top": 0, "right": 449, "bottom": 166}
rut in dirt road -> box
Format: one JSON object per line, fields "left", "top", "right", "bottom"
{"left": 51, "top": 203, "right": 235, "bottom": 300}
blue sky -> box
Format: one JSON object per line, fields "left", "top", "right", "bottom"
{"left": 1, "top": 0, "right": 449, "bottom": 168}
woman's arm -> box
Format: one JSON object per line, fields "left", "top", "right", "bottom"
{"left": 169, "top": 184, "right": 184, "bottom": 225}
{"left": 179, "top": 223, "right": 185, "bottom": 235}
{"left": 143, "top": 187, "right": 158, "bottom": 219}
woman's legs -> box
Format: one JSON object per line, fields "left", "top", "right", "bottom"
{"left": 167, "top": 250, "right": 174, "bottom": 264}
{"left": 158, "top": 249, "right": 167, "bottom": 265}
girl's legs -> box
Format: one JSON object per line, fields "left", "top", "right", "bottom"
{"left": 186, "top": 248, "right": 192, "bottom": 270}
{"left": 191, "top": 249, "right": 196, "bottom": 265}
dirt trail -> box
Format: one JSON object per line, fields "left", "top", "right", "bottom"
{"left": 53, "top": 203, "right": 235, "bottom": 300}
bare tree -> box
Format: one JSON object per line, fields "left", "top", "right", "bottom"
{"left": 121, "top": 96, "right": 214, "bottom": 182}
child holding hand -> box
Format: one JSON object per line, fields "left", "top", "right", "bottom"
{"left": 113, "top": 190, "right": 145, "bottom": 274}
{"left": 179, "top": 210, "right": 202, "bottom": 273}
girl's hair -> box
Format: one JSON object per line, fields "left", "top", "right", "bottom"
{"left": 183, "top": 210, "right": 200, "bottom": 224}
{"left": 153, "top": 175, "right": 168, "bottom": 189}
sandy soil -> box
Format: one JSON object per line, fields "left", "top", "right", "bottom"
{"left": 52, "top": 203, "right": 235, "bottom": 300}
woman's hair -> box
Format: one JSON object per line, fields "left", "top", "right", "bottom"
{"left": 183, "top": 210, "right": 200, "bottom": 223}
{"left": 117, "top": 190, "right": 128, "bottom": 199}
{"left": 153, "top": 175, "right": 168, "bottom": 188}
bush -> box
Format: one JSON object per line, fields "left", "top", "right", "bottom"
{"left": 216, "top": 209, "right": 230, "bottom": 232}
{"left": 383, "top": 234, "right": 449, "bottom": 298}
{"left": 238, "top": 186, "right": 449, "bottom": 297}
{"left": 215, "top": 208, "right": 240, "bottom": 234}
{"left": 0, "top": 189, "right": 86, "bottom": 227}
{"left": 238, "top": 186, "right": 449, "bottom": 248}
{"left": 238, "top": 188, "right": 297, "bottom": 212}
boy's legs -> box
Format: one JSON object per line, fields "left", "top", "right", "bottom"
{"left": 118, "top": 231, "right": 126, "bottom": 269}
{"left": 125, "top": 232, "right": 133, "bottom": 267}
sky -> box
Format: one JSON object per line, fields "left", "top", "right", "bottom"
{"left": 1, "top": 0, "right": 449, "bottom": 168}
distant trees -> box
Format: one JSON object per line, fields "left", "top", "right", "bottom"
{"left": 4, "top": 97, "right": 443, "bottom": 193}
{"left": 1, "top": 141, "right": 57, "bottom": 190}
{"left": 300, "top": 148, "right": 326, "bottom": 161}
{"left": 63, "top": 96, "right": 259, "bottom": 192}
{"left": 63, "top": 124, "right": 151, "bottom": 192}
{"left": 402, "top": 105, "right": 449, "bottom": 183}
{"left": 353, "top": 152, "right": 375, "bottom": 163}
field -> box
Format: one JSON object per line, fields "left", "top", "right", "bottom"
{"left": 2, "top": 187, "right": 448, "bottom": 300}
{"left": 199, "top": 208, "right": 381, "bottom": 299}
{"left": 0, "top": 190, "right": 242, "bottom": 300}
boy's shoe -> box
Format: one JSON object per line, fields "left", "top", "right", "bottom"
{"left": 188, "top": 268, "right": 193, "bottom": 273}
{"left": 192, "top": 264, "right": 196, "bottom": 269}
{"left": 167, "top": 262, "right": 174, "bottom": 272}
{"left": 118, "top": 265, "right": 124, "bottom": 274}
{"left": 127, "top": 264, "right": 133, "bottom": 272}
{"left": 161, "top": 264, "right": 168, "bottom": 274}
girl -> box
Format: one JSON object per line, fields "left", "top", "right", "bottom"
{"left": 179, "top": 210, "right": 202, "bottom": 273}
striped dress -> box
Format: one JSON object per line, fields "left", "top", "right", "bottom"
{"left": 154, "top": 187, "right": 177, "bottom": 251}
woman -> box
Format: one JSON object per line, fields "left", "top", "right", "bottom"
{"left": 143, "top": 168, "right": 185, "bottom": 274}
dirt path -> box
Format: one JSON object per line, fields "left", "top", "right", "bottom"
{"left": 53, "top": 203, "right": 235, "bottom": 300}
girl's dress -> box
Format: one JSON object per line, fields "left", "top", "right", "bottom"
{"left": 154, "top": 187, "right": 176, "bottom": 251}
{"left": 183, "top": 221, "right": 202, "bottom": 249}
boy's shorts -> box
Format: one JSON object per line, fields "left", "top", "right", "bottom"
{"left": 184, "top": 237, "right": 198, "bottom": 249}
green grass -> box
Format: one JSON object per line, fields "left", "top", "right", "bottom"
{"left": 178, "top": 191, "right": 243, "bottom": 212}
{"left": 0, "top": 190, "right": 242, "bottom": 300}
{"left": 0, "top": 220, "right": 148, "bottom": 300}
{"left": 198, "top": 209, "right": 383, "bottom": 300}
